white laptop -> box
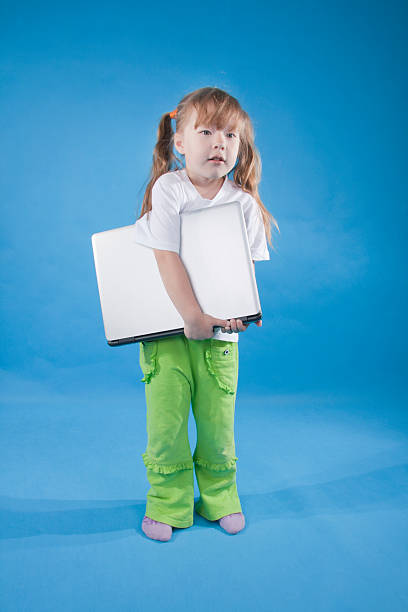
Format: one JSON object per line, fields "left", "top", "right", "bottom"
{"left": 91, "top": 201, "right": 263, "bottom": 346}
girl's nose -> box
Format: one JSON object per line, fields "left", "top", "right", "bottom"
{"left": 214, "top": 134, "right": 226, "bottom": 148}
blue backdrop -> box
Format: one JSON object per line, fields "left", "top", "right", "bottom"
{"left": 1, "top": 2, "right": 407, "bottom": 611}
{"left": 1, "top": 2, "right": 406, "bottom": 397}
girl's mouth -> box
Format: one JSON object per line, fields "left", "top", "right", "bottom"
{"left": 208, "top": 159, "right": 224, "bottom": 164}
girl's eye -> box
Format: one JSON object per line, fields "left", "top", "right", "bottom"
{"left": 200, "top": 130, "right": 236, "bottom": 138}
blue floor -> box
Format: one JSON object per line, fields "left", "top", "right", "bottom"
{"left": 1, "top": 382, "right": 407, "bottom": 612}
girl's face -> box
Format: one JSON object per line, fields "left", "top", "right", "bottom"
{"left": 174, "top": 107, "right": 241, "bottom": 183}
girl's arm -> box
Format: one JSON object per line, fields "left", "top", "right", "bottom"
{"left": 154, "top": 249, "right": 230, "bottom": 339}
{"left": 154, "top": 249, "right": 203, "bottom": 325}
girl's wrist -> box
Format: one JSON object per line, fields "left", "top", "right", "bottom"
{"left": 183, "top": 307, "right": 203, "bottom": 325}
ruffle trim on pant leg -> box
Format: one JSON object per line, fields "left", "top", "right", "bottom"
{"left": 194, "top": 455, "right": 238, "bottom": 472}
{"left": 204, "top": 349, "right": 235, "bottom": 394}
{"left": 142, "top": 452, "right": 194, "bottom": 474}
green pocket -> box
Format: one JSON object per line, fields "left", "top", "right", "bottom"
{"left": 205, "top": 340, "right": 237, "bottom": 394}
{"left": 139, "top": 340, "right": 159, "bottom": 384}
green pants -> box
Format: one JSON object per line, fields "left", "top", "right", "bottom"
{"left": 139, "top": 335, "right": 242, "bottom": 528}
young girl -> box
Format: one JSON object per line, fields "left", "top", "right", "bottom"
{"left": 134, "top": 86, "right": 278, "bottom": 541}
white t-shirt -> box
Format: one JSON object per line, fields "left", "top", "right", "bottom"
{"left": 133, "top": 168, "right": 270, "bottom": 342}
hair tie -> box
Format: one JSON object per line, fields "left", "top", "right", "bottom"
{"left": 169, "top": 108, "right": 178, "bottom": 119}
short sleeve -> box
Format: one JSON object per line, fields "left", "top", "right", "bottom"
{"left": 245, "top": 197, "right": 270, "bottom": 261}
{"left": 133, "top": 176, "right": 181, "bottom": 253}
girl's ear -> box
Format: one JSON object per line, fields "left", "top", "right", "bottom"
{"left": 174, "top": 132, "right": 185, "bottom": 156}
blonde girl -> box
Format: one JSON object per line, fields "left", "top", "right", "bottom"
{"left": 134, "top": 86, "right": 278, "bottom": 541}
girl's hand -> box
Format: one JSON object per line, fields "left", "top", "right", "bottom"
{"left": 184, "top": 313, "right": 230, "bottom": 340}
{"left": 224, "top": 318, "right": 262, "bottom": 333}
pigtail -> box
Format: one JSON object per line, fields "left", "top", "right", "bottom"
{"left": 232, "top": 110, "right": 279, "bottom": 250}
{"left": 137, "top": 111, "right": 182, "bottom": 220}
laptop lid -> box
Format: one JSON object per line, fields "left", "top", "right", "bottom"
{"left": 91, "top": 201, "right": 262, "bottom": 346}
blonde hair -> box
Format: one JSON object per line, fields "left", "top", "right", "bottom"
{"left": 137, "top": 86, "right": 279, "bottom": 249}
